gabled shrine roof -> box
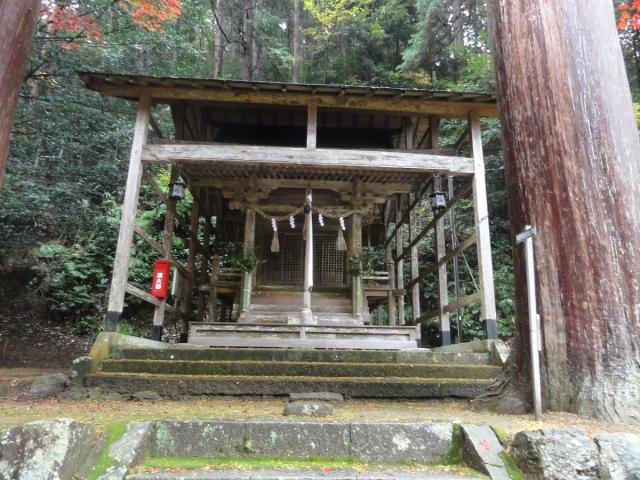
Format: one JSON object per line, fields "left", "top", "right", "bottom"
{"left": 79, "top": 71, "right": 498, "bottom": 119}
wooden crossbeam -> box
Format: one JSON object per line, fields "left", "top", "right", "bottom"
{"left": 125, "top": 283, "right": 176, "bottom": 313}
{"left": 384, "top": 177, "right": 433, "bottom": 248}
{"left": 141, "top": 144, "right": 475, "bottom": 175}
{"left": 444, "top": 292, "right": 481, "bottom": 314}
{"left": 396, "top": 180, "right": 473, "bottom": 263}
{"left": 133, "top": 224, "right": 192, "bottom": 279}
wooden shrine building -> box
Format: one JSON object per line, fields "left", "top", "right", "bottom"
{"left": 80, "top": 72, "right": 499, "bottom": 350}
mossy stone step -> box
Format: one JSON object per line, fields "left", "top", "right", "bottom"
{"left": 115, "top": 347, "right": 495, "bottom": 366}
{"left": 100, "top": 359, "right": 500, "bottom": 380}
{"left": 86, "top": 372, "right": 492, "bottom": 399}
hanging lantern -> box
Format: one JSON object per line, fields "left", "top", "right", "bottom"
{"left": 429, "top": 191, "right": 447, "bottom": 211}
{"left": 168, "top": 163, "right": 186, "bottom": 200}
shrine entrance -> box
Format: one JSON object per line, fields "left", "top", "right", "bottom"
{"left": 258, "top": 231, "right": 346, "bottom": 290}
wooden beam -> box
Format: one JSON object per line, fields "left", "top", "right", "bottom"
{"left": 196, "top": 218, "right": 211, "bottom": 321}
{"left": 435, "top": 204, "right": 451, "bottom": 346}
{"left": 91, "top": 84, "right": 499, "bottom": 119}
{"left": 141, "top": 144, "right": 475, "bottom": 175}
{"left": 469, "top": 111, "right": 497, "bottom": 339}
{"left": 384, "top": 177, "right": 433, "bottom": 248}
{"left": 385, "top": 208, "right": 397, "bottom": 326}
{"left": 306, "top": 102, "right": 317, "bottom": 149}
{"left": 396, "top": 180, "right": 473, "bottom": 263}
{"left": 126, "top": 283, "right": 176, "bottom": 313}
{"left": 142, "top": 169, "right": 168, "bottom": 204}
{"left": 150, "top": 113, "right": 165, "bottom": 139}
{"left": 444, "top": 292, "right": 481, "bottom": 314}
{"left": 105, "top": 95, "right": 151, "bottom": 332}
{"left": 179, "top": 197, "right": 200, "bottom": 341}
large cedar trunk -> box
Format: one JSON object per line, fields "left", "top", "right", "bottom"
{"left": 0, "top": 1, "right": 39, "bottom": 188}
{"left": 486, "top": 1, "right": 640, "bottom": 421}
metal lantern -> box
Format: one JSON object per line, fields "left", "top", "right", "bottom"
{"left": 168, "top": 163, "right": 186, "bottom": 200}
{"left": 430, "top": 191, "right": 447, "bottom": 211}
{"left": 168, "top": 180, "right": 186, "bottom": 200}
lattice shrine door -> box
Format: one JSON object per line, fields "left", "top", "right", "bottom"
{"left": 258, "top": 232, "right": 345, "bottom": 289}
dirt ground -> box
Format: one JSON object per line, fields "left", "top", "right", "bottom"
{"left": 0, "top": 268, "right": 93, "bottom": 368}
{"left": 1, "top": 368, "right": 638, "bottom": 438}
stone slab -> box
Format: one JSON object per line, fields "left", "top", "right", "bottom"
{"left": 109, "top": 421, "right": 153, "bottom": 468}
{"left": 290, "top": 392, "right": 344, "bottom": 403}
{"left": 510, "top": 429, "right": 599, "bottom": 480}
{"left": 350, "top": 422, "right": 452, "bottom": 463}
{"left": 153, "top": 420, "right": 246, "bottom": 456}
{"left": 244, "top": 421, "right": 351, "bottom": 457}
{"left": 460, "top": 424, "right": 511, "bottom": 480}
{"left": 0, "top": 418, "right": 101, "bottom": 480}
{"left": 283, "top": 401, "right": 334, "bottom": 417}
{"left": 595, "top": 432, "right": 640, "bottom": 480}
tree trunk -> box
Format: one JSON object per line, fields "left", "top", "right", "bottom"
{"left": 210, "top": 0, "right": 224, "bottom": 77}
{"left": 242, "top": 0, "right": 255, "bottom": 81}
{"left": 485, "top": 0, "right": 640, "bottom": 422}
{"left": 0, "top": 0, "right": 39, "bottom": 188}
{"left": 292, "top": 0, "right": 302, "bottom": 82}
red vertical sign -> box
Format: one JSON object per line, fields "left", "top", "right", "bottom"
{"left": 151, "top": 259, "right": 171, "bottom": 299}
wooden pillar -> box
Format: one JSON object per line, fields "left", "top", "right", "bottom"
{"left": 240, "top": 208, "right": 256, "bottom": 314}
{"left": 302, "top": 190, "right": 314, "bottom": 323}
{"left": 196, "top": 215, "right": 211, "bottom": 322}
{"left": 307, "top": 102, "right": 317, "bottom": 149}
{"left": 208, "top": 255, "right": 220, "bottom": 321}
{"left": 151, "top": 165, "right": 178, "bottom": 341}
{"left": 386, "top": 221, "right": 397, "bottom": 326}
{"left": 409, "top": 193, "right": 421, "bottom": 322}
{"left": 395, "top": 197, "right": 405, "bottom": 326}
{"left": 179, "top": 197, "right": 200, "bottom": 342}
{"left": 469, "top": 111, "right": 497, "bottom": 339}
{"left": 429, "top": 116, "right": 450, "bottom": 345}
{"left": 350, "top": 213, "right": 363, "bottom": 320}
{"left": 105, "top": 95, "right": 151, "bottom": 332}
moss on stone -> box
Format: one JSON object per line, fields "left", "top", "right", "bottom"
{"left": 499, "top": 451, "right": 525, "bottom": 480}
{"left": 442, "top": 423, "right": 463, "bottom": 465}
{"left": 491, "top": 425, "right": 509, "bottom": 446}
{"left": 85, "top": 421, "right": 128, "bottom": 480}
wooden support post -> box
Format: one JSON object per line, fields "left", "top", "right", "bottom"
{"left": 302, "top": 190, "right": 314, "bottom": 323}
{"left": 469, "top": 111, "right": 497, "bottom": 338}
{"left": 151, "top": 165, "right": 178, "bottom": 341}
{"left": 351, "top": 213, "right": 363, "bottom": 320}
{"left": 307, "top": 102, "right": 318, "bottom": 149}
{"left": 409, "top": 193, "right": 421, "bottom": 322}
{"left": 386, "top": 221, "right": 397, "bottom": 326}
{"left": 196, "top": 217, "right": 211, "bottom": 322}
{"left": 240, "top": 209, "right": 256, "bottom": 315}
{"left": 395, "top": 197, "right": 405, "bottom": 326}
{"left": 208, "top": 255, "right": 220, "bottom": 321}
{"left": 106, "top": 95, "right": 151, "bottom": 332}
{"left": 179, "top": 197, "right": 200, "bottom": 342}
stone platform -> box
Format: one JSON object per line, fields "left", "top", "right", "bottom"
{"left": 188, "top": 322, "right": 420, "bottom": 349}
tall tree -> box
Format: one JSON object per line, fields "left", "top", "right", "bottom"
{"left": 484, "top": 0, "right": 640, "bottom": 421}
{"left": 0, "top": 0, "right": 40, "bottom": 188}
{"left": 292, "top": 0, "right": 303, "bottom": 82}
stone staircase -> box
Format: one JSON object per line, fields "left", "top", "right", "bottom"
{"left": 85, "top": 346, "right": 500, "bottom": 399}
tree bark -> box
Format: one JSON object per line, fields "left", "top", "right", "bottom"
{"left": 210, "top": 0, "right": 224, "bottom": 77}
{"left": 0, "top": 0, "right": 39, "bottom": 188}
{"left": 292, "top": 0, "right": 302, "bottom": 82}
{"left": 485, "top": 0, "right": 640, "bottom": 422}
{"left": 242, "top": 0, "right": 255, "bottom": 81}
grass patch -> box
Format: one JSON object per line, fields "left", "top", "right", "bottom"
{"left": 86, "top": 421, "right": 128, "bottom": 480}
{"left": 499, "top": 451, "right": 525, "bottom": 480}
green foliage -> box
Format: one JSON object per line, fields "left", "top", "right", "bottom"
{"left": 347, "top": 254, "right": 363, "bottom": 276}
{"left": 230, "top": 250, "right": 260, "bottom": 273}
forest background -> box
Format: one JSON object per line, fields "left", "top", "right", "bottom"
{"left": 1, "top": 0, "right": 639, "bottom": 351}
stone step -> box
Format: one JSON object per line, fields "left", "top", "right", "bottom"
{"left": 86, "top": 372, "right": 492, "bottom": 398}
{"left": 100, "top": 359, "right": 500, "bottom": 379}
{"left": 127, "top": 469, "right": 478, "bottom": 479}
{"left": 249, "top": 303, "right": 353, "bottom": 313}
{"left": 115, "top": 348, "right": 495, "bottom": 366}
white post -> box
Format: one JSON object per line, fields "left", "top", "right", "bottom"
{"left": 517, "top": 225, "right": 543, "bottom": 420}
{"left": 469, "top": 110, "right": 498, "bottom": 339}
{"left": 106, "top": 95, "right": 151, "bottom": 332}
{"left": 302, "top": 189, "right": 314, "bottom": 323}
